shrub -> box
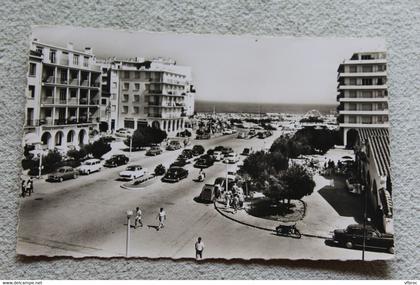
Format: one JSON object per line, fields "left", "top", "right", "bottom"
{"left": 192, "top": 145, "right": 205, "bottom": 155}
{"left": 89, "top": 138, "right": 112, "bottom": 159}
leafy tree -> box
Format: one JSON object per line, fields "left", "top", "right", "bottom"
{"left": 90, "top": 138, "right": 112, "bottom": 159}
{"left": 67, "top": 148, "right": 87, "bottom": 161}
{"left": 192, "top": 144, "right": 205, "bottom": 155}
{"left": 124, "top": 126, "right": 167, "bottom": 149}
{"left": 43, "top": 149, "right": 63, "bottom": 172}
{"left": 239, "top": 151, "right": 288, "bottom": 184}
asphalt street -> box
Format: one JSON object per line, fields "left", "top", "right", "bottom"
{"left": 17, "top": 132, "right": 391, "bottom": 260}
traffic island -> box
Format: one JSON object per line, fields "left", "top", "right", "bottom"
{"left": 120, "top": 174, "right": 157, "bottom": 190}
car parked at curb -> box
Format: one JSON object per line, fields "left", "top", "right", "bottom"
{"left": 47, "top": 166, "right": 78, "bottom": 182}
{"left": 213, "top": 151, "right": 224, "bottom": 161}
{"left": 166, "top": 140, "right": 182, "bottom": 150}
{"left": 241, "top": 148, "right": 251, "bottom": 156}
{"left": 331, "top": 224, "right": 394, "bottom": 254}
{"left": 78, "top": 158, "right": 102, "bottom": 175}
{"left": 119, "top": 165, "right": 146, "bottom": 180}
{"left": 146, "top": 146, "right": 163, "bottom": 156}
{"left": 104, "top": 154, "right": 129, "bottom": 167}
{"left": 161, "top": 167, "right": 189, "bottom": 183}
{"left": 194, "top": 154, "right": 215, "bottom": 168}
{"left": 115, "top": 128, "right": 133, "bottom": 138}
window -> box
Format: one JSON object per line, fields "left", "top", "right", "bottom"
{"left": 133, "top": 106, "right": 139, "bottom": 114}
{"left": 28, "top": 85, "right": 35, "bottom": 98}
{"left": 349, "top": 66, "right": 357, "bottom": 73}
{"left": 123, "top": 94, "right": 129, "bottom": 102}
{"left": 361, "top": 54, "right": 373, "bottom": 60}
{"left": 112, "top": 105, "right": 116, "bottom": 111}
{"left": 123, "top": 83, "right": 129, "bottom": 90}
{"left": 36, "top": 46, "right": 43, "bottom": 55}
{"left": 134, "top": 72, "right": 140, "bottom": 79}
{"left": 49, "top": 50, "right": 56, "bottom": 63}
{"left": 29, "top": 63, "right": 36, "bottom": 76}
{"left": 46, "top": 88, "right": 53, "bottom": 97}
{"left": 122, "top": 106, "right": 128, "bottom": 114}
{"left": 362, "top": 65, "right": 373, "bottom": 72}
{"left": 70, "top": 89, "right": 77, "bottom": 98}
{"left": 123, "top": 71, "right": 130, "bottom": 79}
{"left": 73, "top": 54, "right": 79, "bottom": 65}
{"left": 133, "top": 95, "right": 140, "bottom": 102}
{"left": 112, "top": 82, "right": 117, "bottom": 88}
{"left": 362, "top": 78, "right": 373, "bottom": 85}
{"left": 101, "top": 98, "right": 107, "bottom": 105}
{"left": 348, "top": 90, "right": 356, "bottom": 98}
{"left": 348, "top": 116, "right": 357, "bottom": 123}
{"left": 134, "top": 83, "right": 140, "bottom": 90}
{"left": 83, "top": 56, "right": 89, "bottom": 67}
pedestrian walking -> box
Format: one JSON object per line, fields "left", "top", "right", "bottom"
{"left": 134, "top": 207, "right": 143, "bottom": 228}
{"left": 225, "top": 190, "right": 231, "bottom": 208}
{"left": 21, "top": 179, "right": 27, "bottom": 198}
{"left": 156, "top": 208, "right": 166, "bottom": 231}
{"left": 195, "top": 237, "right": 204, "bottom": 260}
{"left": 233, "top": 195, "right": 239, "bottom": 213}
{"left": 26, "top": 177, "right": 34, "bottom": 195}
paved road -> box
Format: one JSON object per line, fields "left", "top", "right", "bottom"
{"left": 17, "top": 131, "right": 391, "bottom": 260}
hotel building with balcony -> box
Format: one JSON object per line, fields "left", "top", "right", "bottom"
{"left": 23, "top": 40, "right": 102, "bottom": 150}
{"left": 100, "top": 58, "right": 195, "bottom": 137}
{"left": 336, "top": 52, "right": 388, "bottom": 146}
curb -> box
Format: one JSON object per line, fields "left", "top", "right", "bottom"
{"left": 213, "top": 201, "right": 329, "bottom": 239}
{"left": 120, "top": 176, "right": 156, "bottom": 190}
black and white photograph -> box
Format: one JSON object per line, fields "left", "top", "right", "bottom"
{"left": 17, "top": 26, "right": 394, "bottom": 260}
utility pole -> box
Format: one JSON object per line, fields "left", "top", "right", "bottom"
{"left": 126, "top": 210, "right": 133, "bottom": 257}
{"left": 362, "top": 185, "right": 368, "bottom": 261}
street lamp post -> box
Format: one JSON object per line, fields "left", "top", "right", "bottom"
{"left": 126, "top": 210, "right": 133, "bottom": 257}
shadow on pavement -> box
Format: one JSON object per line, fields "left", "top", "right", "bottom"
{"left": 318, "top": 175, "right": 364, "bottom": 223}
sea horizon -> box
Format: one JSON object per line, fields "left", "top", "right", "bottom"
{"left": 195, "top": 100, "right": 337, "bottom": 115}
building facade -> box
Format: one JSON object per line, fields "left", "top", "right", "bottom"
{"left": 24, "top": 40, "right": 102, "bottom": 151}
{"left": 336, "top": 52, "right": 388, "bottom": 146}
{"left": 100, "top": 58, "right": 195, "bottom": 137}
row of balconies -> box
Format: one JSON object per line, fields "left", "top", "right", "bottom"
{"left": 40, "top": 97, "right": 100, "bottom": 106}
{"left": 25, "top": 117, "right": 99, "bottom": 127}
{"left": 146, "top": 112, "right": 186, "bottom": 119}
{"left": 42, "top": 76, "right": 100, "bottom": 88}
{"left": 47, "top": 56, "right": 101, "bottom": 72}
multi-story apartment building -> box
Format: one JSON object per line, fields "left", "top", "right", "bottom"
{"left": 23, "top": 40, "right": 102, "bottom": 150}
{"left": 336, "top": 52, "right": 388, "bottom": 146}
{"left": 101, "top": 58, "right": 195, "bottom": 137}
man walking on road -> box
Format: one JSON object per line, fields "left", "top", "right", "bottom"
{"left": 134, "top": 206, "right": 143, "bottom": 228}
{"left": 195, "top": 237, "right": 204, "bottom": 260}
{"left": 156, "top": 208, "right": 166, "bottom": 231}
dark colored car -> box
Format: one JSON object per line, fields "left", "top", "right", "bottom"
{"left": 241, "top": 148, "right": 250, "bottom": 156}
{"left": 170, "top": 158, "right": 189, "bottom": 168}
{"left": 192, "top": 145, "right": 205, "bottom": 156}
{"left": 181, "top": 149, "right": 194, "bottom": 159}
{"left": 221, "top": 147, "right": 234, "bottom": 156}
{"left": 161, "top": 167, "right": 189, "bottom": 183}
{"left": 197, "top": 132, "right": 211, "bottom": 140}
{"left": 146, "top": 146, "right": 163, "bottom": 156}
{"left": 47, "top": 166, "right": 78, "bottom": 182}
{"left": 194, "top": 154, "right": 215, "bottom": 168}
{"left": 332, "top": 224, "right": 394, "bottom": 254}
{"left": 104, "top": 154, "right": 129, "bottom": 167}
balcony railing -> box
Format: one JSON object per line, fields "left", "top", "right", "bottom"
{"left": 41, "top": 97, "right": 54, "bottom": 104}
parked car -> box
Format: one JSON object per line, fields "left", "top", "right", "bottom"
{"left": 237, "top": 132, "right": 246, "bottom": 139}
{"left": 223, "top": 129, "right": 234, "bottom": 135}
{"left": 221, "top": 147, "right": 234, "bottom": 156}
{"left": 192, "top": 145, "right": 205, "bottom": 156}
{"left": 248, "top": 129, "right": 257, "bottom": 136}
{"left": 213, "top": 151, "right": 224, "bottom": 161}
{"left": 241, "top": 148, "right": 251, "bottom": 156}
{"left": 223, "top": 152, "right": 240, "bottom": 164}
{"left": 346, "top": 178, "right": 362, "bottom": 195}
{"left": 181, "top": 149, "right": 194, "bottom": 159}
{"left": 196, "top": 184, "right": 217, "bottom": 203}
{"left": 166, "top": 140, "right": 182, "bottom": 150}
{"left": 104, "top": 154, "right": 129, "bottom": 167}
{"left": 47, "top": 166, "right": 78, "bottom": 182}
{"left": 331, "top": 224, "right": 394, "bottom": 253}
{"left": 161, "top": 167, "right": 189, "bottom": 183}
{"left": 115, "top": 128, "right": 133, "bottom": 138}
{"left": 119, "top": 165, "right": 146, "bottom": 180}
{"left": 194, "top": 155, "right": 215, "bottom": 168}
{"left": 146, "top": 146, "right": 163, "bottom": 156}
{"left": 78, "top": 158, "right": 102, "bottom": 175}
{"left": 171, "top": 158, "right": 189, "bottom": 168}
{"left": 197, "top": 133, "right": 211, "bottom": 140}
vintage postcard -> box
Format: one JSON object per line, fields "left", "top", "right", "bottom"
{"left": 18, "top": 27, "right": 394, "bottom": 260}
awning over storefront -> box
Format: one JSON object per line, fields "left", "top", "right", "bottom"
{"left": 358, "top": 128, "right": 390, "bottom": 177}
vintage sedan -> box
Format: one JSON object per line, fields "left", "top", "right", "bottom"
{"left": 78, "top": 158, "right": 102, "bottom": 175}
{"left": 331, "top": 224, "right": 394, "bottom": 254}
{"left": 146, "top": 146, "right": 163, "bottom": 156}
{"left": 47, "top": 166, "right": 78, "bottom": 182}
{"left": 223, "top": 152, "right": 239, "bottom": 164}
{"left": 119, "top": 165, "right": 146, "bottom": 180}
{"left": 161, "top": 167, "right": 189, "bottom": 183}
{"left": 104, "top": 154, "right": 129, "bottom": 167}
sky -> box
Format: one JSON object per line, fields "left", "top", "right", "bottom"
{"left": 32, "top": 26, "right": 385, "bottom": 105}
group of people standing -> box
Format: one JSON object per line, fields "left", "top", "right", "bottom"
{"left": 220, "top": 183, "right": 244, "bottom": 214}
{"left": 132, "top": 206, "right": 205, "bottom": 260}
{"left": 21, "top": 177, "right": 34, "bottom": 197}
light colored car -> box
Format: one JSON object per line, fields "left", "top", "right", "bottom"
{"left": 237, "top": 132, "right": 246, "bottom": 139}
{"left": 213, "top": 151, "right": 224, "bottom": 161}
{"left": 223, "top": 129, "right": 233, "bottom": 135}
{"left": 78, "top": 158, "right": 102, "bottom": 175}
{"left": 223, "top": 153, "right": 239, "bottom": 164}
{"left": 119, "top": 165, "right": 146, "bottom": 180}
{"left": 115, "top": 128, "right": 134, "bottom": 138}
